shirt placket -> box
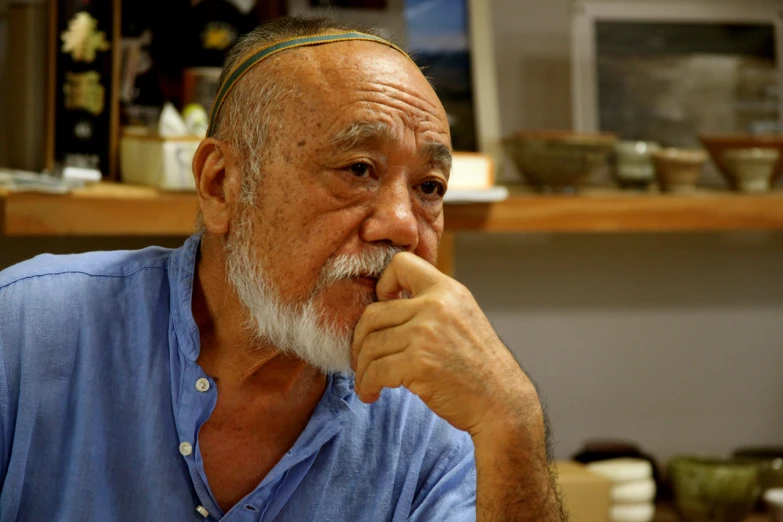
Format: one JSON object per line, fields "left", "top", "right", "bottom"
{"left": 176, "top": 360, "right": 223, "bottom": 520}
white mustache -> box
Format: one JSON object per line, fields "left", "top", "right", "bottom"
{"left": 317, "top": 244, "right": 404, "bottom": 289}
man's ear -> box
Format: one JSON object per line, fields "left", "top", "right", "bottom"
{"left": 192, "top": 138, "right": 243, "bottom": 235}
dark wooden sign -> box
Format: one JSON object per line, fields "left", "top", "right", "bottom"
{"left": 50, "top": 0, "right": 120, "bottom": 178}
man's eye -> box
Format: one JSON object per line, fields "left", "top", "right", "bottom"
{"left": 420, "top": 181, "right": 445, "bottom": 196}
{"left": 349, "top": 163, "right": 370, "bottom": 177}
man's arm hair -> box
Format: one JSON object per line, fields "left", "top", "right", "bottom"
{"left": 472, "top": 338, "right": 570, "bottom": 521}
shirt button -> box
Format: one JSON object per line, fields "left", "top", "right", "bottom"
{"left": 196, "top": 505, "right": 210, "bottom": 518}
{"left": 195, "top": 378, "right": 210, "bottom": 392}
{"left": 179, "top": 441, "right": 193, "bottom": 456}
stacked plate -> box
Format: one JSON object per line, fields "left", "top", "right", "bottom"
{"left": 587, "top": 459, "right": 656, "bottom": 522}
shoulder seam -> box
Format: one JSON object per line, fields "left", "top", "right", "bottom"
{"left": 0, "top": 264, "right": 168, "bottom": 293}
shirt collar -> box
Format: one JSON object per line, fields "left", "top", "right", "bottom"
{"left": 168, "top": 234, "right": 202, "bottom": 362}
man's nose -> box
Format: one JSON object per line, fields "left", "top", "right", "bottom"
{"left": 359, "top": 181, "right": 419, "bottom": 251}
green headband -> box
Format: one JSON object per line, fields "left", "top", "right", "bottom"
{"left": 207, "top": 31, "right": 413, "bottom": 137}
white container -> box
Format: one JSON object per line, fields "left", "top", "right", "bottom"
{"left": 120, "top": 131, "right": 201, "bottom": 191}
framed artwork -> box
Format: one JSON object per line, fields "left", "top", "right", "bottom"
{"left": 571, "top": 0, "right": 783, "bottom": 147}
{"left": 405, "top": 0, "right": 501, "bottom": 161}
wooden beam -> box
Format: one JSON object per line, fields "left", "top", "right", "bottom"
{"left": 438, "top": 231, "right": 455, "bottom": 277}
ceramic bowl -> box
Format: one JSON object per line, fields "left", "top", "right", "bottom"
{"left": 652, "top": 148, "right": 707, "bottom": 193}
{"left": 669, "top": 456, "right": 761, "bottom": 522}
{"left": 572, "top": 439, "right": 664, "bottom": 498}
{"left": 733, "top": 447, "right": 783, "bottom": 494}
{"left": 722, "top": 148, "right": 780, "bottom": 193}
{"left": 614, "top": 141, "right": 661, "bottom": 189}
{"left": 700, "top": 134, "right": 783, "bottom": 189}
{"left": 503, "top": 131, "right": 617, "bottom": 193}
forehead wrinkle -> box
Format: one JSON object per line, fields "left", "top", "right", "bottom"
{"left": 355, "top": 81, "right": 442, "bottom": 113}
{"left": 349, "top": 93, "right": 445, "bottom": 138}
{"left": 355, "top": 83, "right": 443, "bottom": 122}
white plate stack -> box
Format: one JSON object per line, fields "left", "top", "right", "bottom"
{"left": 586, "top": 459, "right": 656, "bottom": 522}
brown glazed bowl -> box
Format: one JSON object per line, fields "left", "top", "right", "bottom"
{"left": 652, "top": 148, "right": 708, "bottom": 193}
{"left": 699, "top": 134, "right": 783, "bottom": 189}
{"left": 503, "top": 131, "right": 617, "bottom": 193}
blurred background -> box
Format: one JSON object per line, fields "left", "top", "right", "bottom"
{"left": 1, "top": 1, "right": 783, "bottom": 520}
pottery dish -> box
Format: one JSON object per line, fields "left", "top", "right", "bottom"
{"left": 668, "top": 456, "right": 760, "bottom": 522}
{"left": 614, "top": 141, "right": 660, "bottom": 189}
{"left": 652, "top": 148, "right": 707, "bottom": 193}
{"left": 722, "top": 148, "right": 780, "bottom": 193}
{"left": 503, "top": 131, "right": 617, "bottom": 193}
{"left": 733, "top": 447, "right": 783, "bottom": 495}
{"left": 700, "top": 134, "right": 783, "bottom": 189}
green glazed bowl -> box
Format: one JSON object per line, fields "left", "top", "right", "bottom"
{"left": 503, "top": 131, "right": 617, "bottom": 193}
{"left": 669, "top": 456, "right": 761, "bottom": 522}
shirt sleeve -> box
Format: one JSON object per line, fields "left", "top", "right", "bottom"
{"left": 408, "top": 431, "right": 477, "bottom": 522}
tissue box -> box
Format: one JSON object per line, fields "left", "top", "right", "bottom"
{"left": 556, "top": 461, "right": 612, "bottom": 522}
{"left": 120, "top": 132, "right": 201, "bottom": 191}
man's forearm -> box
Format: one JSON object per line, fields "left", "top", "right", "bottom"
{"left": 472, "top": 402, "right": 568, "bottom": 522}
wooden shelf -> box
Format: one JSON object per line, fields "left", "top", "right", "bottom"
{"left": 0, "top": 184, "right": 198, "bottom": 236}
{"left": 445, "top": 188, "right": 783, "bottom": 233}
{"left": 1, "top": 184, "right": 783, "bottom": 237}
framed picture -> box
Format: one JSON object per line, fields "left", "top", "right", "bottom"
{"left": 288, "top": 0, "right": 502, "bottom": 167}
{"left": 571, "top": 0, "right": 783, "bottom": 146}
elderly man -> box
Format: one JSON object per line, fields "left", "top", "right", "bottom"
{"left": 0, "top": 16, "right": 564, "bottom": 522}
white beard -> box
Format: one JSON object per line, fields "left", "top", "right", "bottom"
{"left": 224, "top": 215, "right": 402, "bottom": 374}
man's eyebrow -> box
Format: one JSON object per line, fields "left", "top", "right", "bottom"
{"left": 424, "top": 142, "right": 452, "bottom": 178}
{"left": 330, "top": 121, "right": 395, "bottom": 149}
{"left": 330, "top": 121, "right": 452, "bottom": 178}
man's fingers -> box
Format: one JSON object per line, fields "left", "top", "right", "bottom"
{"left": 351, "top": 300, "right": 416, "bottom": 369}
{"left": 355, "top": 351, "right": 409, "bottom": 403}
{"left": 376, "top": 252, "right": 444, "bottom": 302}
{"left": 355, "top": 326, "right": 410, "bottom": 381}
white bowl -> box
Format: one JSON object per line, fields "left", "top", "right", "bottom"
{"left": 610, "top": 502, "right": 655, "bottom": 522}
{"left": 612, "top": 478, "right": 656, "bottom": 504}
{"left": 587, "top": 458, "right": 653, "bottom": 483}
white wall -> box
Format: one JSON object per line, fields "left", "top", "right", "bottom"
{"left": 456, "top": 232, "right": 783, "bottom": 460}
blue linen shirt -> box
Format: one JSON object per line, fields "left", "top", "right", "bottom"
{"left": 0, "top": 235, "right": 476, "bottom": 521}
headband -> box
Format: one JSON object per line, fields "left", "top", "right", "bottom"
{"left": 207, "top": 31, "right": 413, "bottom": 137}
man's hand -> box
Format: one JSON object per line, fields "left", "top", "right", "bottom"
{"left": 351, "top": 252, "right": 566, "bottom": 521}
{"left": 351, "top": 252, "right": 530, "bottom": 434}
